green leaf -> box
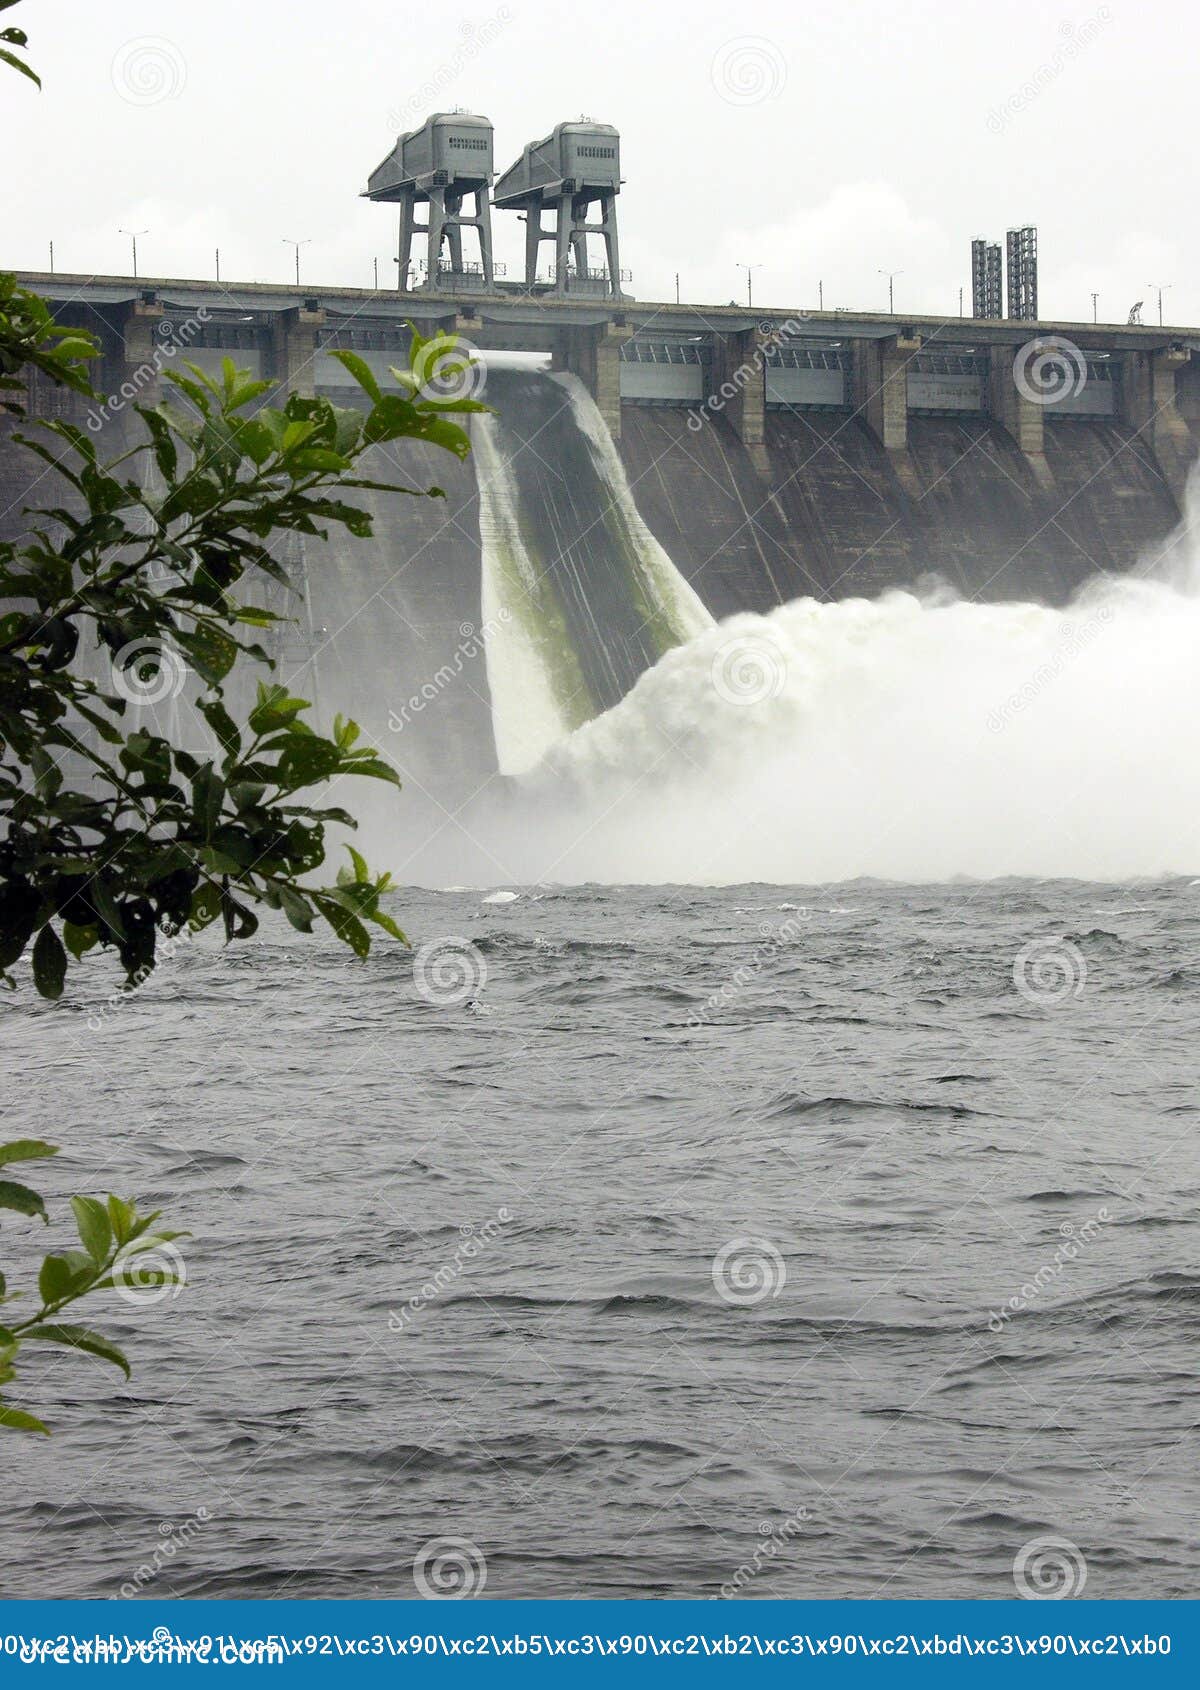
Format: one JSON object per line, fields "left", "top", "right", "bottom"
{"left": 189, "top": 881, "right": 223, "bottom": 931}
{"left": 276, "top": 736, "right": 342, "bottom": 789}
{"left": 410, "top": 413, "right": 473, "bottom": 459}
{"left": 313, "top": 895, "right": 370, "bottom": 959}
{"left": 343, "top": 756, "right": 401, "bottom": 787}
{"left": 138, "top": 406, "right": 178, "bottom": 480}
{"left": 329, "top": 349, "right": 383, "bottom": 403}
{"left": 0, "top": 1140, "right": 58, "bottom": 1168}
{"left": 0, "top": 1405, "right": 50, "bottom": 1435}
{"left": 288, "top": 446, "right": 351, "bottom": 473}
{"left": 0, "top": 45, "right": 40, "bottom": 87}
{"left": 278, "top": 885, "right": 314, "bottom": 934}
{"left": 70, "top": 1196, "right": 113, "bottom": 1265}
{"left": 191, "top": 763, "right": 225, "bottom": 838}
{"left": 369, "top": 909, "right": 408, "bottom": 944}
{"left": 22, "top": 1325, "right": 130, "bottom": 1379}
{"left": 248, "top": 683, "right": 309, "bottom": 736}
{"left": 176, "top": 623, "right": 237, "bottom": 685}
{"left": 198, "top": 696, "right": 241, "bottom": 757}
{"left": 233, "top": 417, "right": 276, "bottom": 466}
{"left": 0, "top": 1180, "right": 48, "bottom": 1222}
{"left": 38, "top": 1254, "right": 76, "bottom": 1304}
{"left": 280, "top": 419, "right": 317, "bottom": 453}
{"left": 91, "top": 880, "right": 127, "bottom": 942}
{"left": 106, "top": 1195, "right": 136, "bottom": 1246}
{"left": 62, "top": 922, "right": 99, "bottom": 961}
{"left": 31, "top": 924, "right": 66, "bottom": 1000}
{"left": 94, "top": 1269, "right": 181, "bottom": 1293}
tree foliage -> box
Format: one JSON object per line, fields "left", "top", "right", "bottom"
{"left": 0, "top": 314, "right": 483, "bottom": 995}
{"left": 0, "top": 0, "right": 483, "bottom": 1433}
{"left": 0, "top": 1139, "right": 187, "bottom": 1433}
{"left": 0, "top": 0, "right": 38, "bottom": 90}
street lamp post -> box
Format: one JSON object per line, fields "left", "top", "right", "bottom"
{"left": 119, "top": 227, "right": 148, "bottom": 279}
{"left": 283, "top": 238, "right": 312, "bottom": 286}
{"left": 1148, "top": 282, "right": 1172, "bottom": 327}
{"left": 878, "top": 268, "right": 903, "bottom": 314}
{"left": 737, "top": 263, "right": 760, "bottom": 308}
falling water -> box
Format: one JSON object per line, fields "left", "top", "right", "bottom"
{"left": 476, "top": 369, "right": 711, "bottom": 774}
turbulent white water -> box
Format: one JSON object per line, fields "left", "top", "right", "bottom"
{"left": 483, "top": 475, "right": 1200, "bottom": 885}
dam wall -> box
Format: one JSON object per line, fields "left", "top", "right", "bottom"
{"left": 3, "top": 270, "right": 1198, "bottom": 799}
{"left": 617, "top": 408, "right": 1188, "bottom": 614}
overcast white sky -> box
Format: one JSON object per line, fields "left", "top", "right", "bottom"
{"left": 2, "top": 0, "right": 1194, "bottom": 325}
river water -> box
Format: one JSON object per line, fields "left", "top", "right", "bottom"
{"left": 2, "top": 879, "right": 1198, "bottom": 1600}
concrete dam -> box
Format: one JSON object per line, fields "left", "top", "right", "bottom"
{"left": 4, "top": 270, "right": 1199, "bottom": 819}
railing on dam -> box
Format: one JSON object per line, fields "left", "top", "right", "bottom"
{"left": 8, "top": 272, "right": 1194, "bottom": 490}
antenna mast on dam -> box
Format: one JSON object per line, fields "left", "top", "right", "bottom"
{"left": 364, "top": 111, "right": 496, "bottom": 292}
{"left": 494, "top": 120, "right": 625, "bottom": 298}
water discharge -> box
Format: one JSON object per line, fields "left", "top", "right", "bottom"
{"left": 465, "top": 464, "right": 1200, "bottom": 886}
{"left": 477, "top": 370, "right": 711, "bottom": 774}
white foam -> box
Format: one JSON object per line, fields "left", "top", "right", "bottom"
{"left": 492, "top": 472, "right": 1200, "bottom": 883}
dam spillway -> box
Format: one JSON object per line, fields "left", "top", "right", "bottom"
{"left": 2, "top": 271, "right": 1198, "bottom": 810}
{"left": 476, "top": 368, "right": 710, "bottom": 774}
